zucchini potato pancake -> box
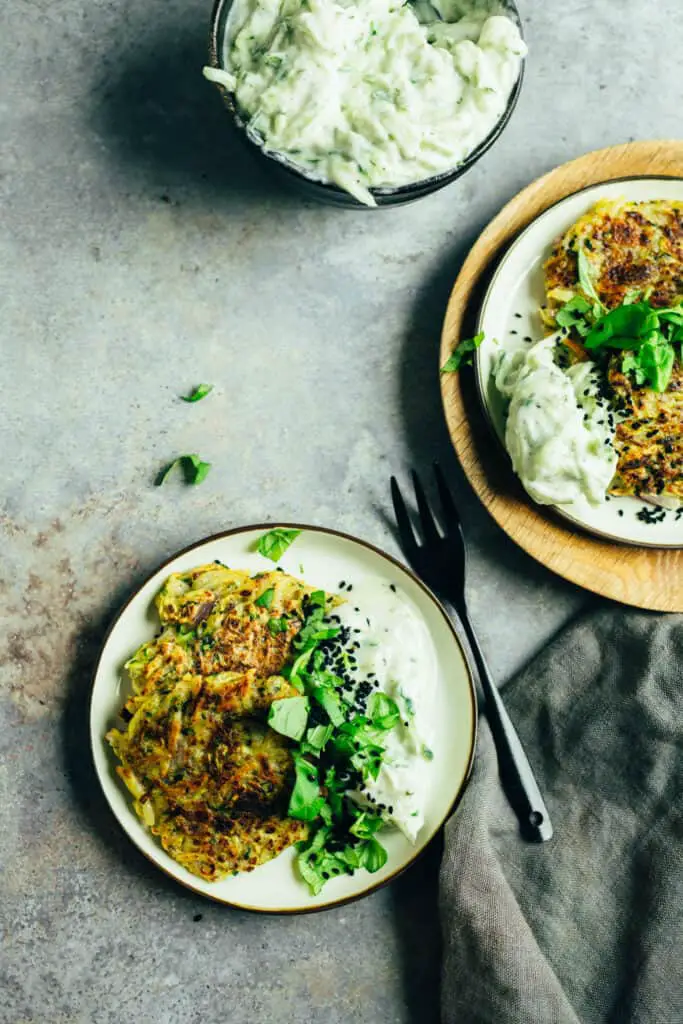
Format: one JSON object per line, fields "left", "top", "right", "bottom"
{"left": 544, "top": 198, "right": 683, "bottom": 315}
{"left": 107, "top": 564, "right": 317, "bottom": 880}
{"left": 543, "top": 198, "right": 683, "bottom": 502}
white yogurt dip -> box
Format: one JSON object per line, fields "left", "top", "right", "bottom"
{"left": 332, "top": 581, "right": 435, "bottom": 842}
{"left": 204, "top": 0, "right": 526, "bottom": 205}
{"left": 494, "top": 334, "right": 618, "bottom": 507}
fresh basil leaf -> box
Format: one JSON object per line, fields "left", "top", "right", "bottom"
{"left": 339, "top": 844, "right": 362, "bottom": 869}
{"left": 319, "top": 802, "right": 334, "bottom": 826}
{"left": 297, "top": 827, "right": 330, "bottom": 894}
{"left": 422, "top": 744, "right": 434, "bottom": 761}
{"left": 181, "top": 383, "right": 213, "bottom": 403}
{"left": 638, "top": 338, "right": 675, "bottom": 392}
{"left": 584, "top": 303, "right": 657, "bottom": 350}
{"left": 349, "top": 811, "right": 384, "bottom": 840}
{"left": 257, "top": 528, "right": 301, "bottom": 562}
{"left": 288, "top": 647, "right": 314, "bottom": 691}
{"left": 305, "top": 723, "right": 334, "bottom": 751}
{"left": 156, "top": 454, "right": 212, "bottom": 486}
{"left": 657, "top": 307, "right": 683, "bottom": 326}
{"left": 577, "top": 247, "right": 604, "bottom": 313}
{"left": 621, "top": 353, "right": 646, "bottom": 386}
{"left": 368, "top": 692, "right": 400, "bottom": 731}
{"left": 440, "top": 332, "right": 485, "bottom": 374}
{"left": 359, "top": 837, "right": 388, "bottom": 873}
{"left": 309, "top": 627, "right": 341, "bottom": 642}
{"left": 312, "top": 686, "right": 346, "bottom": 727}
{"left": 268, "top": 696, "right": 309, "bottom": 741}
{"left": 254, "top": 587, "right": 275, "bottom": 609}
{"left": 555, "top": 295, "right": 592, "bottom": 329}
{"left": 324, "top": 766, "right": 346, "bottom": 818}
{"left": 289, "top": 754, "right": 324, "bottom": 821}
{"left": 268, "top": 616, "right": 289, "bottom": 636}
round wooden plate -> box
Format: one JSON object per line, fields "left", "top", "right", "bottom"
{"left": 440, "top": 140, "right": 683, "bottom": 613}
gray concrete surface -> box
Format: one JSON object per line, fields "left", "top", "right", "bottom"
{"left": 1, "top": 0, "right": 680, "bottom": 1021}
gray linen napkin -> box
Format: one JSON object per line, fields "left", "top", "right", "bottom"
{"left": 440, "top": 608, "right": 683, "bottom": 1024}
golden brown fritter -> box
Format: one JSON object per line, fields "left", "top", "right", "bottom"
{"left": 107, "top": 564, "right": 327, "bottom": 881}
{"left": 542, "top": 199, "right": 683, "bottom": 502}
{"left": 125, "top": 565, "right": 312, "bottom": 699}
{"left": 544, "top": 198, "right": 683, "bottom": 320}
{"left": 107, "top": 678, "right": 307, "bottom": 879}
{"left": 608, "top": 358, "right": 683, "bottom": 499}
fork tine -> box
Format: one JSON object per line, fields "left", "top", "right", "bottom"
{"left": 390, "top": 476, "right": 420, "bottom": 562}
{"left": 433, "top": 462, "right": 462, "bottom": 533}
{"left": 411, "top": 469, "right": 441, "bottom": 544}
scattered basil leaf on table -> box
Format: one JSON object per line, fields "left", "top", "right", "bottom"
{"left": 181, "top": 383, "right": 213, "bottom": 403}
{"left": 156, "top": 454, "right": 211, "bottom": 486}
{"left": 257, "top": 528, "right": 302, "bottom": 561}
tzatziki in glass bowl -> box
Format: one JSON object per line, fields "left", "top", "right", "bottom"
{"left": 204, "top": 0, "right": 526, "bottom": 208}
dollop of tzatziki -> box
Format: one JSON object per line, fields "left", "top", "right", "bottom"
{"left": 203, "top": 0, "right": 526, "bottom": 205}
{"left": 494, "top": 335, "right": 618, "bottom": 507}
{"left": 335, "top": 582, "right": 435, "bottom": 842}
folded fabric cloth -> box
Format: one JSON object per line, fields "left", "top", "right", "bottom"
{"left": 440, "top": 608, "right": 683, "bottom": 1024}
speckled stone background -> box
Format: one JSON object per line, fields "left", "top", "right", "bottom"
{"left": 2, "top": 1, "right": 682, "bottom": 1021}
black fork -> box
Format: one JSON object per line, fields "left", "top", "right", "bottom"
{"left": 391, "top": 465, "right": 553, "bottom": 843}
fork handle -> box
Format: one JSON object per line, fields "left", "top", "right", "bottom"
{"left": 447, "top": 600, "right": 554, "bottom": 843}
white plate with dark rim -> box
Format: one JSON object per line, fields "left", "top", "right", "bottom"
{"left": 475, "top": 176, "right": 683, "bottom": 549}
{"left": 90, "top": 523, "right": 477, "bottom": 913}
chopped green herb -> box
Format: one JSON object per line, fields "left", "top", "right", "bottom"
{"left": 621, "top": 353, "right": 646, "bottom": 386}
{"left": 576, "top": 246, "right": 604, "bottom": 315}
{"left": 349, "top": 811, "right": 384, "bottom": 840}
{"left": 368, "top": 692, "right": 400, "bottom": 731}
{"left": 359, "top": 837, "right": 388, "bottom": 873}
{"left": 257, "top": 528, "right": 301, "bottom": 562}
{"left": 303, "top": 723, "right": 334, "bottom": 752}
{"left": 557, "top": 293, "right": 681, "bottom": 392}
{"left": 555, "top": 295, "right": 592, "bottom": 336}
{"left": 268, "top": 696, "right": 309, "bottom": 742}
{"left": 181, "top": 383, "right": 213, "bottom": 403}
{"left": 289, "top": 754, "right": 325, "bottom": 821}
{"left": 267, "top": 616, "right": 289, "bottom": 636}
{"left": 312, "top": 685, "right": 346, "bottom": 727}
{"left": 156, "top": 454, "right": 211, "bottom": 486}
{"left": 441, "top": 332, "right": 485, "bottom": 374}
{"left": 254, "top": 587, "right": 275, "bottom": 609}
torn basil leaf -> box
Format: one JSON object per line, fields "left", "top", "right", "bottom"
{"left": 268, "top": 696, "right": 309, "bottom": 742}
{"left": 181, "top": 383, "right": 213, "bottom": 403}
{"left": 257, "top": 528, "right": 301, "bottom": 562}
{"left": 440, "top": 332, "right": 485, "bottom": 374}
{"left": 156, "top": 454, "right": 211, "bottom": 486}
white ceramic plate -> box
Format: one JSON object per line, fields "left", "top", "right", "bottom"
{"left": 90, "top": 524, "right": 477, "bottom": 913}
{"left": 475, "top": 176, "right": 683, "bottom": 548}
